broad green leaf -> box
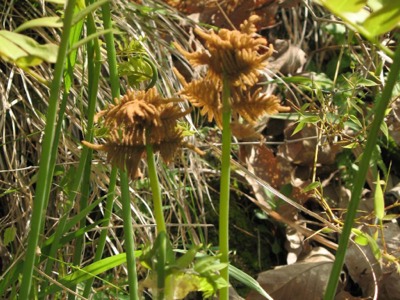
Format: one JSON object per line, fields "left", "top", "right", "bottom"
{"left": 14, "top": 17, "right": 63, "bottom": 33}
{"left": 363, "top": 2, "right": 400, "bottom": 37}
{"left": 229, "top": 265, "right": 273, "bottom": 300}
{"left": 352, "top": 228, "right": 369, "bottom": 246}
{"left": 319, "top": 0, "right": 367, "bottom": 13}
{"left": 0, "top": 33, "right": 28, "bottom": 61}
{"left": 374, "top": 174, "right": 385, "bottom": 219}
{"left": 0, "top": 30, "right": 58, "bottom": 66}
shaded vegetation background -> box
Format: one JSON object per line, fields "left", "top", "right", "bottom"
{"left": 0, "top": 0, "right": 399, "bottom": 299}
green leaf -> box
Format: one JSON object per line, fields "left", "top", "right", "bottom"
{"left": 303, "top": 181, "right": 321, "bottom": 192}
{"left": 229, "top": 265, "right": 273, "bottom": 300}
{"left": 380, "top": 120, "right": 389, "bottom": 140}
{"left": 352, "top": 228, "right": 369, "bottom": 246}
{"left": 381, "top": 214, "right": 400, "bottom": 221}
{"left": 14, "top": 17, "right": 63, "bottom": 33}
{"left": 72, "top": 0, "right": 110, "bottom": 26}
{"left": 374, "top": 173, "right": 385, "bottom": 219}
{"left": 45, "top": 0, "right": 65, "bottom": 3}
{"left": 194, "top": 255, "right": 226, "bottom": 274}
{"left": 3, "top": 226, "right": 17, "bottom": 246}
{"left": 292, "top": 121, "right": 306, "bottom": 136}
{"left": 173, "top": 244, "right": 202, "bottom": 270}
{"left": 365, "top": 233, "right": 382, "bottom": 259}
{"left": 0, "top": 30, "right": 58, "bottom": 66}
{"left": 363, "top": 2, "right": 400, "bottom": 37}
{"left": 44, "top": 252, "right": 140, "bottom": 295}
{"left": 348, "top": 114, "right": 363, "bottom": 130}
{"left": 320, "top": 0, "right": 367, "bottom": 13}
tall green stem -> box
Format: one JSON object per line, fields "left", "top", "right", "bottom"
{"left": 82, "top": 168, "right": 117, "bottom": 297}
{"left": 120, "top": 171, "right": 139, "bottom": 300}
{"left": 146, "top": 143, "right": 166, "bottom": 233}
{"left": 101, "top": 2, "right": 140, "bottom": 299}
{"left": 68, "top": 10, "right": 101, "bottom": 299}
{"left": 324, "top": 44, "right": 400, "bottom": 299}
{"left": 219, "top": 75, "right": 232, "bottom": 300}
{"left": 146, "top": 142, "right": 167, "bottom": 299}
{"left": 19, "top": 1, "right": 77, "bottom": 298}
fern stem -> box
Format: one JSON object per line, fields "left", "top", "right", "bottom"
{"left": 19, "top": 1, "right": 77, "bottom": 298}
{"left": 219, "top": 75, "right": 232, "bottom": 300}
{"left": 120, "top": 171, "right": 139, "bottom": 300}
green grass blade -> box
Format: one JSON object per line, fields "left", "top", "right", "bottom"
{"left": 68, "top": 9, "right": 102, "bottom": 298}
{"left": 43, "top": 252, "right": 142, "bottom": 295}
{"left": 82, "top": 1, "right": 121, "bottom": 296}
{"left": 324, "top": 44, "right": 400, "bottom": 299}
{"left": 19, "top": 0, "right": 78, "bottom": 297}
{"left": 229, "top": 265, "right": 273, "bottom": 300}
{"left": 71, "top": 0, "right": 109, "bottom": 26}
{"left": 14, "top": 16, "right": 63, "bottom": 33}
{"left": 120, "top": 171, "right": 140, "bottom": 300}
{"left": 82, "top": 168, "right": 118, "bottom": 297}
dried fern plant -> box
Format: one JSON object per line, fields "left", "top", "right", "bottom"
{"left": 173, "top": 15, "right": 290, "bottom": 299}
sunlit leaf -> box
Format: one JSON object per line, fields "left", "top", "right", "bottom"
{"left": 353, "top": 231, "right": 369, "bottom": 246}
{"left": 173, "top": 244, "right": 202, "bottom": 270}
{"left": 230, "top": 265, "right": 273, "bottom": 300}
{"left": 374, "top": 173, "right": 385, "bottom": 219}
{"left": 363, "top": 2, "right": 400, "bottom": 36}
{"left": 14, "top": 17, "right": 63, "bottom": 33}
{"left": 366, "top": 233, "right": 382, "bottom": 260}
{"left": 292, "top": 121, "right": 305, "bottom": 136}
{"left": 72, "top": 0, "right": 109, "bottom": 25}
{"left": 319, "top": 0, "right": 367, "bottom": 13}
{"left": 44, "top": 252, "right": 141, "bottom": 295}
{"left": 45, "top": 0, "right": 65, "bottom": 3}
{"left": 0, "top": 30, "right": 58, "bottom": 67}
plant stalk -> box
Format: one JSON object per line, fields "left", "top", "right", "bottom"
{"left": 146, "top": 143, "right": 167, "bottom": 234}
{"left": 219, "top": 75, "right": 232, "bottom": 300}
{"left": 324, "top": 44, "right": 400, "bottom": 299}
{"left": 120, "top": 171, "right": 139, "bottom": 300}
{"left": 19, "top": 0, "right": 77, "bottom": 298}
{"left": 146, "top": 142, "right": 167, "bottom": 299}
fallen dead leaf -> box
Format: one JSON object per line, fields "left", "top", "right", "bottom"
{"left": 345, "top": 223, "right": 400, "bottom": 299}
{"left": 268, "top": 39, "right": 307, "bottom": 75}
{"left": 279, "top": 123, "right": 342, "bottom": 166}
{"left": 247, "top": 247, "right": 337, "bottom": 300}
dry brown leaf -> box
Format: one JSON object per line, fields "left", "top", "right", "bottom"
{"left": 246, "top": 247, "right": 336, "bottom": 300}
{"left": 345, "top": 223, "right": 400, "bottom": 300}
{"left": 279, "top": 123, "right": 342, "bottom": 166}
{"left": 268, "top": 39, "right": 307, "bottom": 75}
